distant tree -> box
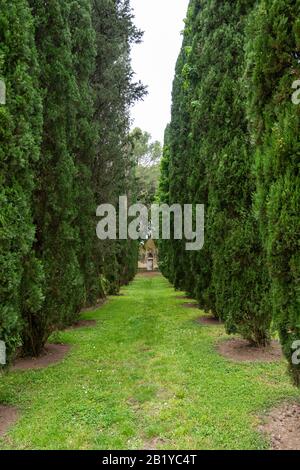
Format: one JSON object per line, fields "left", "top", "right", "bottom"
{"left": 130, "top": 128, "right": 162, "bottom": 208}
{"left": 131, "top": 128, "right": 162, "bottom": 167}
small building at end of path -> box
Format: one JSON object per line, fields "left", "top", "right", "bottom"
{"left": 138, "top": 239, "right": 158, "bottom": 271}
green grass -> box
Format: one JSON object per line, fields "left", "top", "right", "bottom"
{"left": 0, "top": 274, "right": 299, "bottom": 450}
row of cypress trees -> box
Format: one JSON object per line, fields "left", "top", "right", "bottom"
{"left": 0, "top": 0, "right": 143, "bottom": 360}
{"left": 158, "top": 0, "right": 300, "bottom": 386}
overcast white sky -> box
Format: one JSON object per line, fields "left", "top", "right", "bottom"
{"left": 130, "top": 0, "right": 189, "bottom": 144}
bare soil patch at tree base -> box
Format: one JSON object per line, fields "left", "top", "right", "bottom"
{"left": 0, "top": 405, "right": 19, "bottom": 437}
{"left": 12, "top": 344, "right": 71, "bottom": 371}
{"left": 196, "top": 316, "right": 223, "bottom": 326}
{"left": 217, "top": 339, "right": 282, "bottom": 363}
{"left": 65, "top": 319, "right": 97, "bottom": 330}
{"left": 259, "top": 402, "right": 300, "bottom": 450}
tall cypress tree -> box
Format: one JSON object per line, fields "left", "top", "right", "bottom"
{"left": 0, "top": 0, "right": 145, "bottom": 359}
{"left": 0, "top": 0, "right": 43, "bottom": 360}
{"left": 157, "top": 125, "right": 171, "bottom": 278}
{"left": 193, "top": 0, "right": 271, "bottom": 345}
{"left": 92, "top": 0, "right": 144, "bottom": 294}
{"left": 246, "top": 0, "right": 300, "bottom": 382}
{"left": 159, "top": 0, "right": 272, "bottom": 345}
{"left": 68, "top": 0, "right": 98, "bottom": 306}
{"left": 23, "top": 0, "right": 84, "bottom": 355}
{"left": 159, "top": 0, "right": 199, "bottom": 293}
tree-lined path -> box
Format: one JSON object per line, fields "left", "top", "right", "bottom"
{"left": 0, "top": 274, "right": 297, "bottom": 450}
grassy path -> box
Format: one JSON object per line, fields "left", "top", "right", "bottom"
{"left": 0, "top": 274, "right": 299, "bottom": 450}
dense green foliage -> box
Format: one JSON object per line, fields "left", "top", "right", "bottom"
{"left": 23, "top": 0, "right": 86, "bottom": 355}
{"left": 246, "top": 0, "right": 300, "bottom": 384}
{"left": 0, "top": 0, "right": 144, "bottom": 359}
{"left": 1, "top": 0, "right": 299, "bottom": 392}
{"left": 130, "top": 127, "right": 162, "bottom": 208}
{"left": 0, "top": 0, "right": 43, "bottom": 359}
{"left": 159, "top": 0, "right": 300, "bottom": 384}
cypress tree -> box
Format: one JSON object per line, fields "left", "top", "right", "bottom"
{"left": 23, "top": 0, "right": 84, "bottom": 355}
{"left": 159, "top": 0, "right": 199, "bottom": 293}
{"left": 246, "top": 0, "right": 300, "bottom": 381}
{"left": 68, "top": 0, "right": 98, "bottom": 306}
{"left": 0, "top": 0, "right": 43, "bottom": 360}
{"left": 92, "top": 0, "right": 144, "bottom": 294}
{"left": 157, "top": 125, "right": 172, "bottom": 279}
{"left": 192, "top": 0, "right": 271, "bottom": 345}
{"left": 0, "top": 0, "right": 145, "bottom": 358}
{"left": 159, "top": 0, "right": 272, "bottom": 345}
